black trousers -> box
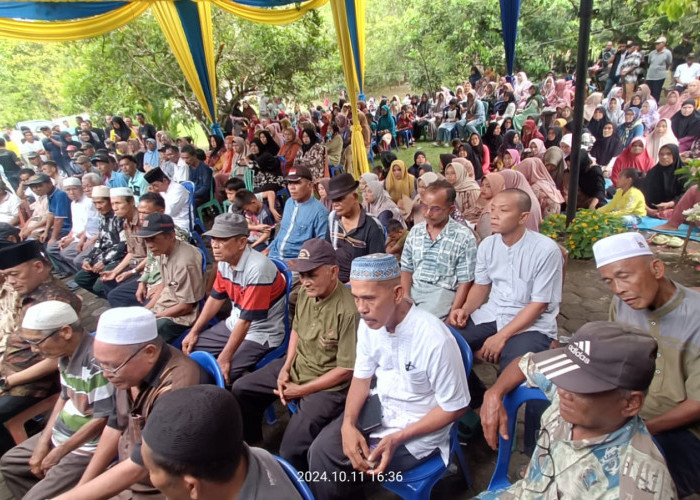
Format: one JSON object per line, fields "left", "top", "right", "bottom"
{"left": 653, "top": 427, "right": 700, "bottom": 497}
{"left": 104, "top": 275, "right": 143, "bottom": 308}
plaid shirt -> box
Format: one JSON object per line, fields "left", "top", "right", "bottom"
{"left": 86, "top": 211, "right": 126, "bottom": 266}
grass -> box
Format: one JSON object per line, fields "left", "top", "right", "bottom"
{"left": 377, "top": 137, "right": 450, "bottom": 172}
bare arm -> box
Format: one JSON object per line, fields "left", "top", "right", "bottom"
{"left": 341, "top": 377, "right": 373, "bottom": 472}
{"left": 56, "top": 458, "right": 147, "bottom": 500}
{"left": 181, "top": 295, "right": 225, "bottom": 354}
{"left": 481, "top": 356, "right": 527, "bottom": 449}
{"left": 6, "top": 358, "right": 58, "bottom": 388}
{"left": 645, "top": 399, "right": 700, "bottom": 435}
{"left": 400, "top": 271, "right": 413, "bottom": 300}
{"left": 77, "top": 425, "right": 121, "bottom": 485}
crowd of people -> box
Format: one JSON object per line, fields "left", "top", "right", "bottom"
{"left": 0, "top": 33, "right": 698, "bottom": 500}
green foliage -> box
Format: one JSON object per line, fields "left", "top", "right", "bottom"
{"left": 675, "top": 158, "right": 700, "bottom": 189}
{"left": 540, "top": 210, "right": 626, "bottom": 259}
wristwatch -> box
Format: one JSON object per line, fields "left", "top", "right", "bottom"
{"left": 0, "top": 377, "right": 10, "bottom": 392}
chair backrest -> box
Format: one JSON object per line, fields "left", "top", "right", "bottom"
{"left": 446, "top": 325, "right": 473, "bottom": 376}
{"left": 194, "top": 245, "right": 208, "bottom": 275}
{"left": 181, "top": 181, "right": 196, "bottom": 231}
{"left": 274, "top": 455, "right": 314, "bottom": 500}
{"left": 254, "top": 258, "right": 293, "bottom": 369}
{"left": 189, "top": 351, "right": 226, "bottom": 388}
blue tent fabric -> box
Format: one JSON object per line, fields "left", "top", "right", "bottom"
{"left": 0, "top": 2, "right": 127, "bottom": 21}
{"left": 344, "top": 0, "right": 363, "bottom": 94}
{"left": 499, "top": 0, "right": 521, "bottom": 77}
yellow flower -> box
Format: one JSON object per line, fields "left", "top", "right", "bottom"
{"left": 582, "top": 223, "right": 588, "bottom": 227}
{"left": 592, "top": 237, "right": 597, "bottom": 242}
{"left": 571, "top": 244, "right": 576, "bottom": 248}
{"left": 594, "top": 225, "right": 599, "bottom": 230}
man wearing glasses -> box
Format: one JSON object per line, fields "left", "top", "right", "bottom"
{"left": 400, "top": 179, "right": 477, "bottom": 320}
{"left": 53, "top": 306, "right": 209, "bottom": 500}
{"left": 0, "top": 301, "right": 114, "bottom": 500}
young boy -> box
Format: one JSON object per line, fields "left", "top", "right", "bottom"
{"left": 234, "top": 189, "right": 276, "bottom": 251}
{"left": 385, "top": 218, "right": 407, "bottom": 258}
{"left": 224, "top": 178, "right": 281, "bottom": 221}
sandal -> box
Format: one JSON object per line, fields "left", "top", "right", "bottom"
{"left": 666, "top": 236, "right": 684, "bottom": 248}
{"left": 651, "top": 235, "right": 670, "bottom": 245}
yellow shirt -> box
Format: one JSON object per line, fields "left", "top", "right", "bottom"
{"left": 5, "top": 140, "right": 20, "bottom": 156}
{"left": 598, "top": 186, "right": 646, "bottom": 217}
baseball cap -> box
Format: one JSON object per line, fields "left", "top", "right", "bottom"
{"left": 593, "top": 232, "right": 652, "bottom": 268}
{"left": 135, "top": 213, "right": 175, "bottom": 238}
{"left": 288, "top": 238, "right": 337, "bottom": 273}
{"left": 203, "top": 213, "right": 249, "bottom": 239}
{"left": 25, "top": 174, "right": 51, "bottom": 186}
{"left": 531, "top": 321, "right": 657, "bottom": 394}
{"left": 285, "top": 166, "right": 312, "bottom": 182}
{"left": 655, "top": 36, "right": 667, "bottom": 44}
{"left": 91, "top": 153, "right": 110, "bottom": 165}
{"left": 22, "top": 301, "right": 78, "bottom": 330}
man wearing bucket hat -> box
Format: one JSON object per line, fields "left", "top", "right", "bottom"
{"left": 325, "top": 173, "right": 385, "bottom": 283}
{"left": 478, "top": 321, "right": 676, "bottom": 498}
{"left": 593, "top": 232, "right": 700, "bottom": 496}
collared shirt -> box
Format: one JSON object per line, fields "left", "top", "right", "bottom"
{"left": 210, "top": 246, "right": 287, "bottom": 347}
{"left": 401, "top": 218, "right": 477, "bottom": 290}
{"left": 138, "top": 226, "right": 189, "bottom": 287}
{"left": 152, "top": 240, "right": 204, "bottom": 327}
{"left": 0, "top": 192, "right": 21, "bottom": 224}
{"left": 291, "top": 282, "right": 358, "bottom": 389}
{"left": 123, "top": 210, "right": 147, "bottom": 259}
{"left": 189, "top": 162, "right": 213, "bottom": 199}
{"left": 327, "top": 208, "right": 386, "bottom": 283}
{"left": 477, "top": 353, "right": 676, "bottom": 499}
{"left": 646, "top": 48, "right": 672, "bottom": 80}
{"left": 126, "top": 170, "right": 149, "bottom": 202}
{"left": 268, "top": 197, "right": 329, "bottom": 260}
{"left": 86, "top": 211, "right": 126, "bottom": 266}
{"left": 163, "top": 181, "right": 191, "bottom": 233}
{"left": 355, "top": 304, "right": 470, "bottom": 464}
{"left": 237, "top": 445, "right": 303, "bottom": 500}
{"left": 471, "top": 230, "right": 563, "bottom": 338}
{"left": 47, "top": 186, "right": 72, "bottom": 234}
{"left": 674, "top": 62, "right": 700, "bottom": 85}
{"left": 0, "top": 282, "right": 20, "bottom": 354}
{"left": 2, "top": 276, "right": 81, "bottom": 398}
{"left": 610, "top": 282, "right": 700, "bottom": 439}
{"left": 103, "top": 170, "right": 129, "bottom": 189}
{"left": 70, "top": 195, "right": 99, "bottom": 238}
{"left": 161, "top": 161, "right": 190, "bottom": 183}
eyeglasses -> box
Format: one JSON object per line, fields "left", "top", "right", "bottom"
{"left": 92, "top": 345, "right": 148, "bottom": 375}
{"left": 524, "top": 428, "right": 555, "bottom": 493}
{"left": 21, "top": 328, "right": 61, "bottom": 347}
{"left": 419, "top": 203, "right": 448, "bottom": 214}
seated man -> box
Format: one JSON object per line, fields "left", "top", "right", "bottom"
{"left": 325, "top": 173, "right": 386, "bottom": 283}
{"left": 594, "top": 232, "right": 700, "bottom": 496}
{"left": 0, "top": 301, "right": 114, "bottom": 500}
{"left": 181, "top": 213, "right": 286, "bottom": 385}
{"left": 402, "top": 180, "right": 477, "bottom": 320}
{"left": 118, "top": 155, "right": 149, "bottom": 202}
{"left": 451, "top": 188, "right": 563, "bottom": 408}
{"left": 0, "top": 240, "right": 81, "bottom": 455}
{"left": 52, "top": 307, "right": 209, "bottom": 500}
{"left": 134, "top": 213, "right": 204, "bottom": 343}
{"left": 232, "top": 238, "right": 358, "bottom": 471}
{"left": 25, "top": 173, "right": 72, "bottom": 246}
{"left": 160, "top": 145, "right": 190, "bottom": 184}
{"left": 91, "top": 153, "right": 127, "bottom": 188}
{"left": 143, "top": 167, "right": 190, "bottom": 234}
{"left": 181, "top": 144, "right": 213, "bottom": 206}
{"left": 308, "top": 254, "right": 470, "bottom": 500}
{"left": 478, "top": 322, "right": 676, "bottom": 498}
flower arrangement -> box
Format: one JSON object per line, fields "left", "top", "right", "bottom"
{"left": 539, "top": 210, "right": 626, "bottom": 259}
{"left": 682, "top": 203, "right": 700, "bottom": 223}
{"left": 676, "top": 159, "right": 700, "bottom": 188}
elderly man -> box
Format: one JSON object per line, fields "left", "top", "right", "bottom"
{"left": 91, "top": 153, "right": 127, "bottom": 189}
{"left": 593, "top": 232, "right": 700, "bottom": 496}
{"left": 181, "top": 213, "right": 287, "bottom": 385}
{"left": 0, "top": 241, "right": 81, "bottom": 455}
{"left": 478, "top": 322, "right": 676, "bottom": 498}
{"left": 308, "top": 254, "right": 470, "bottom": 499}
{"left": 118, "top": 155, "right": 149, "bottom": 202}
{"left": 52, "top": 307, "right": 209, "bottom": 500}
{"left": 134, "top": 213, "right": 204, "bottom": 343}
{"left": 143, "top": 166, "right": 190, "bottom": 233}
{"left": 0, "top": 301, "right": 114, "bottom": 500}
{"left": 402, "top": 180, "right": 477, "bottom": 320}
{"left": 232, "top": 238, "right": 358, "bottom": 471}
{"left": 25, "top": 173, "right": 72, "bottom": 246}
{"left": 325, "top": 173, "right": 385, "bottom": 283}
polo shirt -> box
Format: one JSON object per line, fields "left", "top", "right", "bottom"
{"left": 103, "top": 170, "right": 128, "bottom": 188}
{"left": 291, "top": 282, "right": 358, "bottom": 390}
{"left": 126, "top": 170, "right": 149, "bottom": 202}
{"left": 152, "top": 240, "right": 204, "bottom": 326}
{"left": 268, "top": 197, "right": 328, "bottom": 260}
{"left": 470, "top": 230, "right": 563, "bottom": 339}
{"left": 210, "top": 246, "right": 287, "bottom": 346}
{"left": 610, "top": 283, "right": 700, "bottom": 439}
{"left": 42, "top": 134, "right": 63, "bottom": 165}
{"left": 47, "top": 186, "right": 72, "bottom": 233}
{"left": 326, "top": 208, "right": 386, "bottom": 283}
{"left": 53, "top": 333, "right": 114, "bottom": 455}
{"left": 0, "top": 191, "right": 21, "bottom": 224}
{"left": 355, "top": 304, "right": 470, "bottom": 465}
{"left": 163, "top": 181, "right": 191, "bottom": 233}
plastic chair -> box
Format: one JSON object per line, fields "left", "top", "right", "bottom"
{"left": 380, "top": 325, "right": 473, "bottom": 499}
{"left": 196, "top": 178, "right": 223, "bottom": 223}
{"left": 487, "top": 384, "right": 549, "bottom": 491}
{"left": 170, "top": 246, "right": 213, "bottom": 349}
{"left": 222, "top": 200, "right": 232, "bottom": 213}
{"left": 329, "top": 165, "right": 343, "bottom": 177}
{"left": 367, "top": 142, "right": 375, "bottom": 167}
{"left": 181, "top": 181, "right": 197, "bottom": 233}
{"left": 274, "top": 455, "right": 315, "bottom": 499}
{"left": 4, "top": 393, "right": 59, "bottom": 444}
{"left": 189, "top": 351, "right": 226, "bottom": 388}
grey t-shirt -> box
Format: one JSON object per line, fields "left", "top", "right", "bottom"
{"left": 238, "top": 445, "right": 302, "bottom": 500}
{"left": 647, "top": 48, "right": 672, "bottom": 81}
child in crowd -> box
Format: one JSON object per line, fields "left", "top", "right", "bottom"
{"left": 372, "top": 166, "right": 386, "bottom": 182}
{"left": 224, "top": 177, "right": 281, "bottom": 221}
{"left": 385, "top": 219, "right": 407, "bottom": 258}
{"left": 234, "top": 189, "right": 276, "bottom": 251}
{"left": 396, "top": 110, "right": 414, "bottom": 148}
{"left": 598, "top": 167, "right": 646, "bottom": 226}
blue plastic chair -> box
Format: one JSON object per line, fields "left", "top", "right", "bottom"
{"left": 380, "top": 325, "right": 473, "bottom": 499}
{"left": 189, "top": 351, "right": 226, "bottom": 388}
{"left": 274, "top": 455, "right": 315, "bottom": 499}
{"left": 181, "top": 181, "right": 207, "bottom": 235}
{"left": 329, "top": 165, "right": 343, "bottom": 177}
{"left": 487, "top": 384, "right": 549, "bottom": 491}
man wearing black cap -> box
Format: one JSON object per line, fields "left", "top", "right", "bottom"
{"left": 0, "top": 240, "right": 81, "bottom": 455}
{"left": 233, "top": 238, "right": 358, "bottom": 471}
{"left": 25, "top": 173, "right": 72, "bottom": 246}
{"left": 325, "top": 173, "right": 385, "bottom": 283}
{"left": 143, "top": 167, "right": 191, "bottom": 233}
{"left": 478, "top": 322, "right": 676, "bottom": 498}
{"left": 91, "top": 153, "right": 128, "bottom": 189}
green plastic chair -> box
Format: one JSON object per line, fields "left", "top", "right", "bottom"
{"left": 196, "top": 177, "right": 223, "bottom": 222}
{"left": 222, "top": 200, "right": 232, "bottom": 213}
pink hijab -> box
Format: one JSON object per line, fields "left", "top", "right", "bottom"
{"left": 516, "top": 157, "right": 565, "bottom": 204}
{"left": 266, "top": 123, "right": 285, "bottom": 149}
{"left": 528, "top": 138, "right": 546, "bottom": 159}
{"left": 505, "top": 148, "right": 521, "bottom": 166}
{"left": 657, "top": 90, "right": 682, "bottom": 121}
{"left": 496, "top": 169, "right": 543, "bottom": 232}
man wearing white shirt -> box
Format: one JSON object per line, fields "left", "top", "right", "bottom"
{"left": 0, "top": 180, "right": 20, "bottom": 226}
{"left": 19, "top": 130, "right": 46, "bottom": 164}
{"left": 160, "top": 145, "right": 190, "bottom": 183}
{"left": 143, "top": 166, "right": 190, "bottom": 234}
{"left": 674, "top": 54, "right": 700, "bottom": 88}
{"left": 308, "top": 254, "right": 470, "bottom": 500}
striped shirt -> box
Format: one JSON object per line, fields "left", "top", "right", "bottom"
{"left": 53, "top": 333, "right": 114, "bottom": 455}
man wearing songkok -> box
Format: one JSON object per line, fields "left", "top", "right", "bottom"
{"left": 401, "top": 180, "right": 477, "bottom": 320}
{"left": 0, "top": 241, "right": 81, "bottom": 455}
{"left": 477, "top": 322, "right": 676, "bottom": 499}
{"left": 181, "top": 213, "right": 286, "bottom": 385}
{"left": 232, "top": 238, "right": 358, "bottom": 471}
{"left": 594, "top": 232, "right": 700, "bottom": 496}
{"left": 53, "top": 307, "right": 209, "bottom": 500}
{"left": 73, "top": 185, "right": 127, "bottom": 298}
{"left": 0, "top": 301, "right": 114, "bottom": 500}
{"left": 137, "top": 385, "right": 302, "bottom": 500}
{"left": 308, "top": 253, "right": 470, "bottom": 499}
{"left": 143, "top": 167, "right": 191, "bottom": 234}
{"left": 134, "top": 213, "right": 204, "bottom": 343}
{"left": 325, "top": 173, "right": 386, "bottom": 283}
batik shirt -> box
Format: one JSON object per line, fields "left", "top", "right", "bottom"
{"left": 85, "top": 211, "right": 126, "bottom": 266}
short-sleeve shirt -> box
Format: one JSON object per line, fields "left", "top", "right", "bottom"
{"left": 210, "top": 246, "right": 287, "bottom": 347}
{"left": 268, "top": 197, "right": 329, "bottom": 260}
{"left": 0, "top": 192, "right": 21, "bottom": 224}
{"left": 123, "top": 210, "right": 147, "bottom": 259}
{"left": 610, "top": 283, "right": 700, "bottom": 440}
{"left": 70, "top": 195, "right": 99, "bottom": 238}
{"left": 126, "top": 170, "right": 150, "bottom": 202}
{"left": 104, "top": 170, "right": 129, "bottom": 189}
{"left": 354, "top": 304, "right": 470, "bottom": 464}
{"left": 152, "top": 240, "right": 204, "bottom": 326}
{"left": 86, "top": 212, "right": 126, "bottom": 266}
{"left": 47, "top": 186, "right": 72, "bottom": 233}
{"left": 401, "top": 218, "right": 477, "bottom": 290}
{"left": 471, "top": 230, "right": 563, "bottom": 338}
{"left": 290, "top": 282, "right": 358, "bottom": 389}
{"left": 326, "top": 208, "right": 386, "bottom": 283}
{"left": 646, "top": 48, "right": 672, "bottom": 81}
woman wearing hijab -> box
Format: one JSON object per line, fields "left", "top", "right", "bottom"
{"left": 475, "top": 172, "right": 506, "bottom": 239}
{"left": 658, "top": 90, "right": 682, "bottom": 121}
{"left": 495, "top": 91, "right": 516, "bottom": 119}
{"left": 513, "top": 87, "right": 543, "bottom": 131}
{"left": 617, "top": 107, "right": 645, "bottom": 147}
{"left": 435, "top": 98, "right": 461, "bottom": 147}
{"left": 514, "top": 72, "right": 531, "bottom": 102}
{"left": 541, "top": 76, "right": 556, "bottom": 106}
{"left": 408, "top": 151, "right": 428, "bottom": 178}
{"left": 376, "top": 105, "right": 396, "bottom": 143}
{"left": 500, "top": 130, "right": 524, "bottom": 158}
{"left": 359, "top": 172, "right": 378, "bottom": 193}
{"left": 256, "top": 130, "right": 280, "bottom": 156}
{"left": 385, "top": 159, "right": 415, "bottom": 206}
{"left": 445, "top": 158, "right": 481, "bottom": 215}
{"left": 553, "top": 79, "right": 573, "bottom": 107}
{"left": 206, "top": 134, "right": 225, "bottom": 171}
{"left": 249, "top": 138, "right": 284, "bottom": 193}
{"left": 516, "top": 157, "right": 565, "bottom": 218}
{"left": 671, "top": 99, "right": 700, "bottom": 152}
{"left": 645, "top": 118, "right": 679, "bottom": 164}
{"left": 278, "top": 127, "right": 301, "bottom": 174}
{"left": 544, "top": 126, "right": 563, "bottom": 149}
{"left": 363, "top": 180, "right": 405, "bottom": 228}
{"left": 604, "top": 96, "right": 625, "bottom": 127}
{"left": 503, "top": 149, "right": 521, "bottom": 169}
{"left": 640, "top": 100, "right": 660, "bottom": 133}
{"left": 626, "top": 93, "right": 644, "bottom": 111}
{"left": 590, "top": 122, "right": 624, "bottom": 167}
{"left": 610, "top": 137, "right": 654, "bottom": 184}
{"left": 498, "top": 169, "right": 543, "bottom": 232}
{"left": 520, "top": 118, "right": 544, "bottom": 148}
{"left": 109, "top": 116, "right": 137, "bottom": 143}
{"left": 294, "top": 128, "right": 326, "bottom": 181}
{"left": 482, "top": 122, "right": 503, "bottom": 161}
{"left": 576, "top": 150, "right": 606, "bottom": 209}
{"left": 467, "top": 132, "right": 489, "bottom": 178}
{"left": 229, "top": 137, "right": 249, "bottom": 181}
{"left": 265, "top": 123, "right": 285, "bottom": 149}
{"left": 587, "top": 106, "right": 609, "bottom": 141}
{"left": 469, "top": 66, "right": 482, "bottom": 88}
{"left": 143, "top": 138, "right": 160, "bottom": 171}
{"left": 543, "top": 146, "right": 568, "bottom": 193}
{"left": 583, "top": 92, "right": 604, "bottom": 122}
{"left": 528, "top": 138, "right": 546, "bottom": 160}
{"left": 642, "top": 144, "right": 686, "bottom": 217}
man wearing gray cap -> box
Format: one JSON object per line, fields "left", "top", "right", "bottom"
{"left": 593, "top": 232, "right": 700, "bottom": 496}
{"left": 478, "top": 322, "right": 676, "bottom": 498}
{"left": 181, "top": 213, "right": 287, "bottom": 385}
